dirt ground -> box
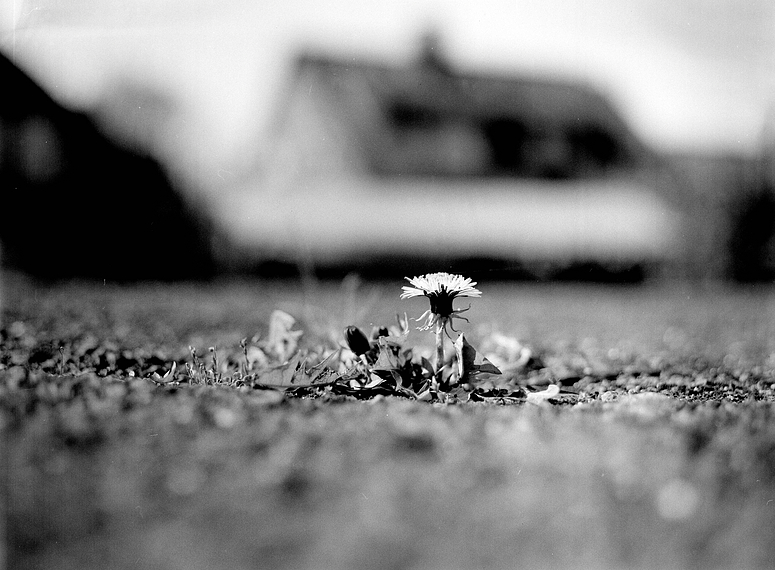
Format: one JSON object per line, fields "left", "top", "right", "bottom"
{"left": 2, "top": 274, "right": 775, "bottom": 570}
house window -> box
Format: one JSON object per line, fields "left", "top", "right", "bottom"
{"left": 388, "top": 103, "right": 441, "bottom": 130}
{"left": 484, "top": 117, "right": 625, "bottom": 178}
{"left": 568, "top": 124, "right": 622, "bottom": 169}
{"left": 483, "top": 118, "right": 528, "bottom": 173}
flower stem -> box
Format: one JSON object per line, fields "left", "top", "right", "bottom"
{"left": 434, "top": 319, "right": 445, "bottom": 393}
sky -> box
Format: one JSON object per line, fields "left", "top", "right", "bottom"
{"left": 1, "top": 0, "right": 773, "bottom": 193}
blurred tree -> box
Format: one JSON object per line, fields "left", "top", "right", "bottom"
{"left": 0, "top": 52, "right": 214, "bottom": 281}
{"left": 729, "top": 178, "right": 775, "bottom": 282}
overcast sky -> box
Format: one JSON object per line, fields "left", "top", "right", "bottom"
{"left": 1, "top": 0, "right": 773, "bottom": 190}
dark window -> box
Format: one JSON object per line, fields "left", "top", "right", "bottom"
{"left": 483, "top": 118, "right": 626, "bottom": 178}
{"left": 568, "top": 125, "right": 622, "bottom": 168}
{"left": 483, "top": 118, "right": 528, "bottom": 173}
{"left": 388, "top": 103, "right": 441, "bottom": 130}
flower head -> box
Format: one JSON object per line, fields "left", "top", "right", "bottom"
{"left": 400, "top": 272, "right": 481, "bottom": 332}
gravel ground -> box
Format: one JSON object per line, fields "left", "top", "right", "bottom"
{"left": 2, "top": 273, "right": 775, "bottom": 570}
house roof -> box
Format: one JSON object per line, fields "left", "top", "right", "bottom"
{"left": 287, "top": 47, "right": 646, "bottom": 179}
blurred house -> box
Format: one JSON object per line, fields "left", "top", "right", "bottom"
{"left": 0, "top": 52, "right": 214, "bottom": 281}
{"left": 236, "top": 38, "right": 689, "bottom": 281}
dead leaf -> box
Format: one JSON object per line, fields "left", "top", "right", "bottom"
{"left": 151, "top": 361, "right": 177, "bottom": 384}
{"left": 526, "top": 384, "right": 560, "bottom": 405}
{"left": 245, "top": 345, "right": 268, "bottom": 369}
{"left": 256, "top": 353, "right": 302, "bottom": 388}
{"left": 264, "top": 310, "right": 303, "bottom": 360}
{"left": 482, "top": 333, "right": 534, "bottom": 372}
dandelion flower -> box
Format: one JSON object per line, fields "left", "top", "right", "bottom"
{"left": 400, "top": 272, "right": 481, "bottom": 332}
{"left": 401, "top": 273, "right": 482, "bottom": 388}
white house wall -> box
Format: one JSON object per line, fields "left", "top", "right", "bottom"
{"left": 264, "top": 68, "right": 365, "bottom": 191}
{"left": 221, "top": 177, "right": 682, "bottom": 266}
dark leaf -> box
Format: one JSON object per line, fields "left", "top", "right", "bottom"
{"left": 454, "top": 333, "right": 501, "bottom": 382}
{"left": 420, "top": 357, "right": 435, "bottom": 377}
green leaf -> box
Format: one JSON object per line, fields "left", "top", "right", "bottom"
{"left": 416, "top": 388, "right": 433, "bottom": 401}
{"left": 420, "top": 357, "right": 435, "bottom": 377}
{"left": 454, "top": 333, "right": 501, "bottom": 382}
{"left": 372, "top": 337, "right": 400, "bottom": 372}
{"left": 365, "top": 373, "right": 386, "bottom": 388}
{"left": 305, "top": 349, "right": 341, "bottom": 383}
